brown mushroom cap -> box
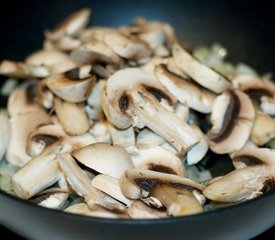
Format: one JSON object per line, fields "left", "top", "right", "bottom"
{"left": 207, "top": 89, "right": 255, "bottom": 154}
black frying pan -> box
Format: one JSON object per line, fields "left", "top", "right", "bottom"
{"left": 0, "top": 0, "right": 274, "bottom": 239}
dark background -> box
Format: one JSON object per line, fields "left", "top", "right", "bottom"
{"left": 0, "top": 0, "right": 274, "bottom": 239}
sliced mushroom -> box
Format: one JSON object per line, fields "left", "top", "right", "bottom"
{"left": 0, "top": 60, "right": 50, "bottom": 79}
{"left": 136, "top": 128, "right": 165, "bottom": 149}
{"left": 79, "top": 27, "right": 117, "bottom": 43}
{"left": 6, "top": 110, "right": 52, "bottom": 166}
{"left": 203, "top": 166, "right": 270, "bottom": 203}
{"left": 104, "top": 32, "right": 152, "bottom": 61}
{"left": 91, "top": 174, "right": 133, "bottom": 206}
{"left": 45, "top": 8, "right": 91, "bottom": 41}
{"left": 119, "top": 168, "right": 204, "bottom": 199}
{"left": 120, "top": 169, "right": 204, "bottom": 216}
{"left": 58, "top": 153, "right": 126, "bottom": 212}
{"left": 174, "top": 102, "right": 190, "bottom": 122}
{"left": 11, "top": 154, "right": 61, "bottom": 199}
{"left": 127, "top": 200, "right": 168, "bottom": 219}
{"left": 207, "top": 90, "right": 255, "bottom": 154}
{"left": 150, "top": 183, "right": 203, "bottom": 216}
{"left": 250, "top": 111, "right": 275, "bottom": 146}
{"left": 186, "top": 125, "right": 209, "bottom": 165}
{"left": 89, "top": 121, "right": 112, "bottom": 143}
{"left": 155, "top": 64, "right": 216, "bottom": 113}
{"left": 65, "top": 203, "right": 124, "bottom": 218}
{"left": 49, "top": 36, "right": 81, "bottom": 51}
{"left": 172, "top": 43, "right": 230, "bottom": 94}
{"left": 54, "top": 97, "right": 90, "bottom": 136}
{"left": 71, "top": 41, "right": 123, "bottom": 67}
{"left": 30, "top": 187, "right": 69, "bottom": 209}
{"left": 0, "top": 111, "right": 10, "bottom": 161}
{"left": 102, "top": 68, "right": 199, "bottom": 154}
{"left": 72, "top": 142, "right": 134, "bottom": 179}
{"left": 232, "top": 74, "right": 275, "bottom": 115}
{"left": 131, "top": 146, "right": 185, "bottom": 177}
{"left": 232, "top": 147, "right": 275, "bottom": 170}
{"left": 25, "top": 49, "right": 69, "bottom": 67}
{"left": 46, "top": 66, "right": 95, "bottom": 103}
{"left": 107, "top": 123, "right": 136, "bottom": 154}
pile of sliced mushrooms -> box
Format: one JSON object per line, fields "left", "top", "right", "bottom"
{"left": 0, "top": 8, "right": 275, "bottom": 219}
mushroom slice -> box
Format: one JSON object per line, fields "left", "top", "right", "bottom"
{"left": 87, "top": 80, "right": 105, "bottom": 121}
{"left": 0, "top": 60, "right": 49, "bottom": 79}
{"left": 207, "top": 90, "right": 255, "bottom": 154}
{"left": 107, "top": 124, "right": 136, "bottom": 154}
{"left": 127, "top": 200, "right": 168, "bottom": 219}
{"left": 72, "top": 143, "right": 134, "bottom": 179}
{"left": 25, "top": 49, "right": 69, "bottom": 67}
{"left": 186, "top": 125, "right": 209, "bottom": 165}
{"left": 136, "top": 128, "right": 165, "bottom": 149}
{"left": 30, "top": 188, "right": 69, "bottom": 209}
{"left": 65, "top": 203, "right": 124, "bottom": 218}
{"left": 250, "top": 111, "right": 275, "bottom": 146}
{"left": 232, "top": 74, "right": 275, "bottom": 115}
{"left": 79, "top": 27, "right": 118, "bottom": 42}
{"left": 71, "top": 41, "right": 123, "bottom": 67}
{"left": 91, "top": 174, "right": 133, "bottom": 206}
{"left": 131, "top": 146, "right": 185, "bottom": 177}
{"left": 0, "top": 111, "right": 10, "bottom": 161}
{"left": 89, "top": 121, "right": 112, "bottom": 143}
{"left": 104, "top": 32, "right": 152, "bottom": 60}
{"left": 45, "top": 8, "right": 91, "bottom": 41}
{"left": 172, "top": 44, "right": 230, "bottom": 94}
{"left": 47, "top": 67, "right": 95, "bottom": 103}
{"left": 174, "top": 102, "right": 190, "bottom": 122}
{"left": 27, "top": 124, "right": 65, "bottom": 157}
{"left": 232, "top": 147, "right": 275, "bottom": 170}
{"left": 50, "top": 36, "right": 81, "bottom": 51}
{"left": 54, "top": 97, "right": 90, "bottom": 136}
{"left": 150, "top": 183, "right": 203, "bottom": 216}
{"left": 103, "top": 68, "right": 199, "bottom": 154}
{"left": 11, "top": 154, "right": 61, "bottom": 199}
{"left": 58, "top": 153, "right": 125, "bottom": 212}
{"left": 119, "top": 168, "right": 204, "bottom": 200}
{"left": 6, "top": 110, "right": 52, "bottom": 167}
{"left": 203, "top": 166, "right": 270, "bottom": 203}
{"left": 155, "top": 64, "right": 216, "bottom": 113}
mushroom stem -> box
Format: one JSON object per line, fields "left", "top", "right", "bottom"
{"left": 150, "top": 183, "right": 203, "bottom": 216}
{"left": 57, "top": 153, "right": 125, "bottom": 211}
{"left": 11, "top": 154, "right": 61, "bottom": 199}
{"left": 131, "top": 90, "right": 199, "bottom": 154}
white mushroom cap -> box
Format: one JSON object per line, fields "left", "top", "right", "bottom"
{"left": 131, "top": 146, "right": 185, "bottom": 177}
{"left": 207, "top": 90, "right": 255, "bottom": 154}
{"left": 6, "top": 110, "right": 52, "bottom": 167}
{"left": 172, "top": 43, "right": 231, "bottom": 94}
{"left": 72, "top": 142, "right": 134, "bottom": 179}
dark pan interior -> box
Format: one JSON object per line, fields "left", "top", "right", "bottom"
{"left": 0, "top": 0, "right": 274, "bottom": 240}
